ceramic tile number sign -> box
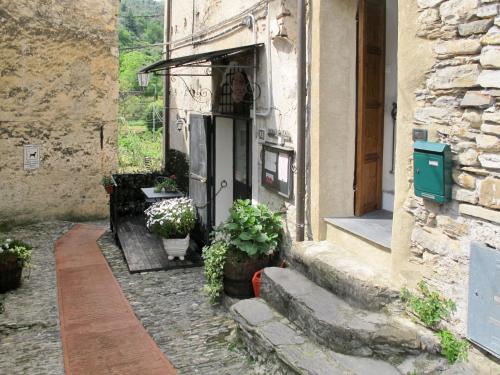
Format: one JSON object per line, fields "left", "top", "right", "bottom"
{"left": 23, "top": 144, "right": 40, "bottom": 171}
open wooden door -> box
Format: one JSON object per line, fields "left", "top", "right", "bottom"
{"left": 355, "top": 0, "right": 386, "bottom": 216}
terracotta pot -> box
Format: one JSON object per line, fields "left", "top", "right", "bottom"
{"left": 0, "top": 257, "right": 23, "bottom": 293}
{"left": 104, "top": 185, "right": 114, "bottom": 194}
{"left": 223, "top": 250, "right": 270, "bottom": 298}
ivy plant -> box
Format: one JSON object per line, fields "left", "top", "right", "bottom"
{"left": 202, "top": 241, "right": 229, "bottom": 303}
{"left": 219, "top": 199, "right": 283, "bottom": 258}
{"left": 400, "top": 281, "right": 456, "bottom": 329}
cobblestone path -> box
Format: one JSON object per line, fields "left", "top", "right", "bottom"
{"left": 0, "top": 221, "right": 262, "bottom": 375}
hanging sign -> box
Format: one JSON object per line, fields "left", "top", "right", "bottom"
{"left": 23, "top": 144, "right": 41, "bottom": 171}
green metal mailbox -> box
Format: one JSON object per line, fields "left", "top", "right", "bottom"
{"left": 413, "top": 141, "right": 452, "bottom": 203}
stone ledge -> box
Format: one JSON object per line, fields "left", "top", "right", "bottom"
{"left": 231, "top": 298, "right": 405, "bottom": 375}
{"left": 459, "top": 203, "right": 500, "bottom": 223}
{"left": 260, "top": 267, "right": 440, "bottom": 359}
{"left": 285, "top": 241, "right": 398, "bottom": 311}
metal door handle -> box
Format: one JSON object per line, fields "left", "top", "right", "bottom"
{"left": 190, "top": 173, "right": 207, "bottom": 183}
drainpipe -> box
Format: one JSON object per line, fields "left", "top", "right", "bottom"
{"left": 296, "top": 0, "right": 306, "bottom": 242}
{"left": 163, "top": 0, "right": 172, "bottom": 168}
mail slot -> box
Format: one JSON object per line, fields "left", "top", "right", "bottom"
{"left": 413, "top": 141, "right": 452, "bottom": 203}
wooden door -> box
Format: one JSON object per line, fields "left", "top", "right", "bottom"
{"left": 355, "top": 0, "right": 386, "bottom": 216}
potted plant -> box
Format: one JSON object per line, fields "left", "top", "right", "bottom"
{"left": 145, "top": 197, "right": 196, "bottom": 260}
{"left": 101, "top": 175, "right": 114, "bottom": 194}
{"left": 154, "top": 175, "right": 178, "bottom": 193}
{"left": 203, "top": 199, "right": 283, "bottom": 301}
{"left": 0, "top": 238, "right": 32, "bottom": 293}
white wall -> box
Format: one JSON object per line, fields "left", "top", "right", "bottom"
{"left": 382, "top": 0, "right": 398, "bottom": 212}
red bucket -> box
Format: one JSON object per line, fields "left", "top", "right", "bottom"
{"left": 252, "top": 270, "right": 263, "bottom": 298}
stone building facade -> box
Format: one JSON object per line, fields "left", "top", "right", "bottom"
{"left": 152, "top": 0, "right": 499, "bottom": 368}
{"left": 396, "top": 0, "right": 500, "bottom": 336}
{"left": 0, "top": 0, "right": 119, "bottom": 222}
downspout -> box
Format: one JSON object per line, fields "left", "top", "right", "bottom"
{"left": 296, "top": 0, "right": 306, "bottom": 242}
{"left": 163, "top": 0, "right": 172, "bottom": 168}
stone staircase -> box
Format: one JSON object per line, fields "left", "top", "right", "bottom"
{"left": 230, "top": 241, "right": 453, "bottom": 374}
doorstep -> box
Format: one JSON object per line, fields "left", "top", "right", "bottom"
{"left": 325, "top": 209, "right": 393, "bottom": 252}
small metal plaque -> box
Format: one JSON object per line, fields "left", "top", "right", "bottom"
{"left": 23, "top": 144, "right": 40, "bottom": 171}
{"left": 413, "top": 128, "right": 428, "bottom": 141}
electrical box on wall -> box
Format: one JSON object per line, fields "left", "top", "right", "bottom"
{"left": 413, "top": 141, "right": 452, "bottom": 203}
{"left": 261, "top": 144, "right": 294, "bottom": 199}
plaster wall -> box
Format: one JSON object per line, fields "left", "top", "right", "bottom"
{"left": 166, "top": 0, "right": 300, "bottom": 241}
{"left": 0, "top": 0, "right": 119, "bottom": 222}
{"left": 310, "top": 0, "right": 358, "bottom": 240}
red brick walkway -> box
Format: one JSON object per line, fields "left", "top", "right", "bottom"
{"left": 55, "top": 224, "right": 177, "bottom": 375}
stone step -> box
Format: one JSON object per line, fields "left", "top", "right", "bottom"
{"left": 231, "top": 298, "right": 403, "bottom": 375}
{"left": 285, "top": 241, "right": 398, "bottom": 311}
{"left": 260, "top": 267, "right": 440, "bottom": 360}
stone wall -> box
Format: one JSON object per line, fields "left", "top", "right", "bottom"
{"left": 406, "top": 0, "right": 500, "bottom": 335}
{"left": 0, "top": 0, "right": 119, "bottom": 222}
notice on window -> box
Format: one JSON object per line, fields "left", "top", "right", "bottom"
{"left": 278, "top": 153, "right": 289, "bottom": 183}
{"left": 264, "top": 150, "right": 277, "bottom": 172}
{"left": 23, "top": 144, "right": 40, "bottom": 171}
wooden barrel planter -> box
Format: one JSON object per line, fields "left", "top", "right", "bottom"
{"left": 0, "top": 257, "right": 23, "bottom": 293}
{"left": 223, "top": 250, "right": 270, "bottom": 298}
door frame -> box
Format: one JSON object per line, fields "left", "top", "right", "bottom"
{"left": 210, "top": 114, "right": 252, "bottom": 228}
{"left": 354, "top": 0, "right": 386, "bottom": 216}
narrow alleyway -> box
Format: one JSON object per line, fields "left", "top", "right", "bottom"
{"left": 0, "top": 222, "right": 263, "bottom": 375}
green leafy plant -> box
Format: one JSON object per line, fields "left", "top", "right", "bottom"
{"left": 437, "top": 329, "right": 469, "bottom": 364}
{"left": 101, "top": 175, "right": 114, "bottom": 187}
{"left": 400, "top": 281, "right": 456, "bottom": 329}
{"left": 0, "top": 238, "right": 32, "bottom": 268}
{"left": 202, "top": 241, "right": 229, "bottom": 303}
{"left": 145, "top": 198, "right": 196, "bottom": 238}
{"left": 154, "top": 175, "right": 177, "bottom": 193}
{"left": 220, "top": 199, "right": 283, "bottom": 258}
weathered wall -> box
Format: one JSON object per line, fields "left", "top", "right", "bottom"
{"left": 0, "top": 0, "right": 119, "bottom": 222}
{"left": 395, "top": 0, "right": 500, "bottom": 345}
{"left": 166, "top": 0, "right": 300, "bottom": 241}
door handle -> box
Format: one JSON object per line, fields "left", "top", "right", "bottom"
{"left": 190, "top": 173, "right": 207, "bottom": 183}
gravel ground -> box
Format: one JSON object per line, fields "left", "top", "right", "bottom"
{"left": 0, "top": 221, "right": 264, "bottom": 375}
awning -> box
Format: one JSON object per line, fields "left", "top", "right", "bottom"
{"left": 139, "top": 44, "right": 263, "bottom": 74}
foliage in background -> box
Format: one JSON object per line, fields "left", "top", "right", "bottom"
{"left": 400, "top": 281, "right": 469, "bottom": 364}
{"left": 437, "top": 330, "right": 470, "bottom": 364}
{"left": 400, "top": 281, "right": 456, "bottom": 329}
{"left": 118, "top": 0, "right": 165, "bottom": 172}
{"left": 118, "top": 124, "right": 162, "bottom": 173}
{"left": 220, "top": 200, "right": 283, "bottom": 258}
{"left": 145, "top": 198, "right": 196, "bottom": 239}
{"left": 142, "top": 99, "right": 164, "bottom": 131}
{"left": 202, "top": 241, "right": 229, "bottom": 303}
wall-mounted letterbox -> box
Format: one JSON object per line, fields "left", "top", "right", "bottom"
{"left": 413, "top": 141, "right": 452, "bottom": 203}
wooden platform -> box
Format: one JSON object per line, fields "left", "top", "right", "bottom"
{"left": 117, "top": 216, "right": 203, "bottom": 273}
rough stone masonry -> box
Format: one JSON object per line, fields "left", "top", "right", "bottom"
{"left": 0, "top": 0, "right": 119, "bottom": 223}
{"left": 408, "top": 0, "right": 500, "bottom": 336}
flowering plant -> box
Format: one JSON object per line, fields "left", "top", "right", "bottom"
{"left": 145, "top": 197, "right": 196, "bottom": 239}
{"left": 0, "top": 238, "right": 32, "bottom": 267}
